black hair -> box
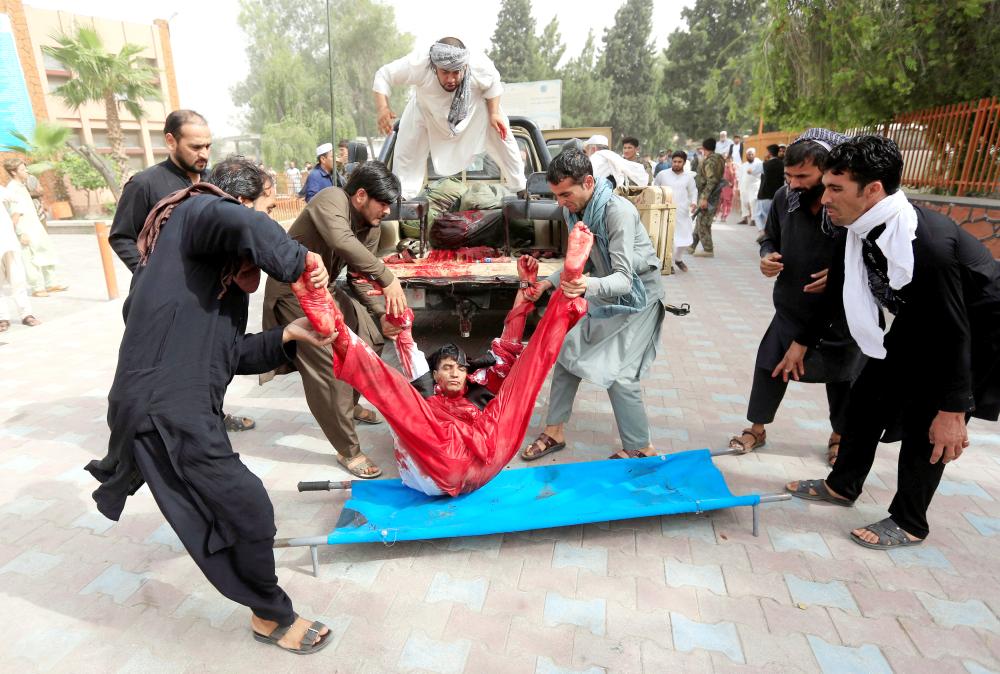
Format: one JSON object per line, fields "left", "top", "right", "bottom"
{"left": 207, "top": 155, "right": 271, "bottom": 201}
{"left": 428, "top": 343, "right": 469, "bottom": 372}
{"left": 825, "top": 135, "right": 903, "bottom": 195}
{"left": 164, "top": 109, "right": 207, "bottom": 139}
{"left": 622, "top": 136, "right": 639, "bottom": 148}
{"left": 344, "top": 160, "right": 401, "bottom": 203}
{"left": 702, "top": 137, "right": 716, "bottom": 152}
{"left": 436, "top": 36, "right": 466, "bottom": 49}
{"left": 317, "top": 149, "right": 332, "bottom": 164}
{"left": 546, "top": 147, "right": 593, "bottom": 186}
{"left": 671, "top": 150, "right": 687, "bottom": 161}
{"left": 337, "top": 140, "right": 349, "bottom": 149}
{"left": 783, "top": 139, "right": 831, "bottom": 170}
{"left": 767, "top": 143, "right": 780, "bottom": 157}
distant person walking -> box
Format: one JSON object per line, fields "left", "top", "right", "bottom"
{"left": 654, "top": 151, "right": 697, "bottom": 272}
{"left": 687, "top": 138, "right": 725, "bottom": 258}
{"left": 0, "top": 183, "right": 39, "bottom": 330}
{"left": 2, "top": 159, "right": 65, "bottom": 296}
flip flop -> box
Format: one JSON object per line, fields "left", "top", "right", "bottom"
{"left": 521, "top": 433, "right": 566, "bottom": 461}
{"left": 224, "top": 413, "right": 256, "bottom": 432}
{"left": 786, "top": 479, "right": 854, "bottom": 507}
{"left": 253, "top": 616, "right": 332, "bottom": 655}
{"left": 338, "top": 452, "right": 382, "bottom": 479}
{"left": 850, "top": 518, "right": 924, "bottom": 550}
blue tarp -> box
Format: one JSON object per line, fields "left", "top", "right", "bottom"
{"left": 326, "top": 449, "right": 758, "bottom": 545}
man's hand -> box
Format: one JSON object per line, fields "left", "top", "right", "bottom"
{"left": 524, "top": 279, "right": 553, "bottom": 302}
{"left": 380, "top": 314, "right": 403, "bottom": 340}
{"left": 929, "top": 411, "right": 968, "bottom": 465}
{"left": 559, "top": 276, "right": 587, "bottom": 299}
{"left": 699, "top": 198, "right": 708, "bottom": 210}
{"left": 382, "top": 278, "right": 407, "bottom": 317}
{"left": 803, "top": 268, "right": 828, "bottom": 294}
{"left": 760, "top": 252, "right": 784, "bottom": 277}
{"left": 19, "top": 233, "right": 30, "bottom": 246}
{"left": 771, "top": 341, "right": 807, "bottom": 382}
{"left": 489, "top": 113, "right": 508, "bottom": 141}
{"left": 282, "top": 316, "right": 337, "bottom": 347}
{"left": 377, "top": 107, "right": 397, "bottom": 135}
{"left": 306, "top": 252, "right": 329, "bottom": 289}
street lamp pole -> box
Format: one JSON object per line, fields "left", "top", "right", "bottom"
{"left": 326, "top": 0, "right": 335, "bottom": 143}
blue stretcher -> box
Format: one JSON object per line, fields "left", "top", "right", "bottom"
{"left": 276, "top": 448, "right": 789, "bottom": 576}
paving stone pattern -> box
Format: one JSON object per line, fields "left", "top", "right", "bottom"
{"left": 2, "top": 227, "right": 1000, "bottom": 672}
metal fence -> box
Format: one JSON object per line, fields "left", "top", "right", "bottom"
{"left": 744, "top": 97, "right": 1000, "bottom": 197}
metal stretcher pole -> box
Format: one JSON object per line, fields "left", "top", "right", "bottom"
{"left": 754, "top": 493, "right": 793, "bottom": 537}
{"left": 273, "top": 535, "right": 329, "bottom": 577}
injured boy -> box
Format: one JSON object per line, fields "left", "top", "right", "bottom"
{"left": 292, "top": 223, "right": 594, "bottom": 496}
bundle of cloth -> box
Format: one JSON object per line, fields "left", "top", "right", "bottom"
{"left": 292, "top": 223, "right": 595, "bottom": 496}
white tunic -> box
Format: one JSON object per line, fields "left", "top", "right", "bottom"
{"left": 373, "top": 46, "right": 525, "bottom": 199}
{"left": 590, "top": 150, "right": 649, "bottom": 188}
{"left": 739, "top": 157, "right": 763, "bottom": 195}
{"left": 653, "top": 169, "right": 697, "bottom": 248}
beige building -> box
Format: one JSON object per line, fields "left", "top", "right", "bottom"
{"left": 22, "top": 3, "right": 181, "bottom": 173}
{"left": 1, "top": 0, "right": 179, "bottom": 214}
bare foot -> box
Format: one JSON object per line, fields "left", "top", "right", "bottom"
{"left": 252, "top": 614, "right": 330, "bottom": 651}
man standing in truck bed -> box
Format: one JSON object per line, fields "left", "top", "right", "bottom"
{"left": 373, "top": 37, "right": 525, "bottom": 199}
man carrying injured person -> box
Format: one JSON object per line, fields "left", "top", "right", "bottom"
{"left": 292, "top": 225, "right": 594, "bottom": 496}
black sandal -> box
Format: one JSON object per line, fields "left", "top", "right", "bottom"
{"left": 850, "top": 518, "right": 924, "bottom": 550}
{"left": 253, "top": 615, "right": 332, "bottom": 655}
{"left": 729, "top": 428, "right": 765, "bottom": 454}
{"left": 224, "top": 413, "right": 256, "bottom": 432}
{"left": 786, "top": 479, "right": 854, "bottom": 507}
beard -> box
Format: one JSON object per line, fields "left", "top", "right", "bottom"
{"left": 793, "top": 182, "right": 825, "bottom": 206}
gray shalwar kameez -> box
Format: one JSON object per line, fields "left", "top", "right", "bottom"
{"left": 544, "top": 195, "right": 666, "bottom": 451}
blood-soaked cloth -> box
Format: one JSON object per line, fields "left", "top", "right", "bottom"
{"left": 293, "top": 224, "right": 594, "bottom": 496}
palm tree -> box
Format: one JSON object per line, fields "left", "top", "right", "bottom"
{"left": 42, "top": 26, "right": 160, "bottom": 186}
{"left": 0, "top": 121, "right": 72, "bottom": 174}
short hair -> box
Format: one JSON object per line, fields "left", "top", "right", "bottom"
{"left": 436, "top": 36, "right": 466, "bottom": 49}
{"left": 767, "top": 143, "right": 780, "bottom": 157}
{"left": 825, "top": 135, "right": 903, "bottom": 195}
{"left": 337, "top": 140, "right": 349, "bottom": 149}
{"left": 207, "top": 155, "right": 271, "bottom": 200}
{"left": 622, "top": 136, "right": 639, "bottom": 148}
{"left": 3, "top": 158, "right": 25, "bottom": 176}
{"left": 546, "top": 147, "right": 593, "bottom": 185}
{"left": 783, "top": 140, "right": 830, "bottom": 170}
{"left": 702, "top": 138, "right": 716, "bottom": 152}
{"left": 344, "top": 161, "right": 401, "bottom": 203}
{"left": 671, "top": 150, "right": 687, "bottom": 161}
{"left": 428, "top": 343, "right": 468, "bottom": 372}
{"left": 164, "top": 109, "right": 207, "bottom": 139}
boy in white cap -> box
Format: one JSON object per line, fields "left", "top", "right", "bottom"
{"left": 304, "top": 142, "right": 336, "bottom": 202}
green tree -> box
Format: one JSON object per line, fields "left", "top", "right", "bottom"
{"left": 660, "top": 0, "right": 762, "bottom": 140}
{"left": 488, "top": 0, "right": 538, "bottom": 82}
{"left": 752, "top": 0, "right": 1000, "bottom": 129}
{"left": 601, "top": 0, "right": 657, "bottom": 146}
{"left": 59, "top": 150, "right": 118, "bottom": 213}
{"left": 234, "top": 0, "right": 410, "bottom": 156}
{"left": 558, "top": 31, "right": 612, "bottom": 129}
{"left": 42, "top": 26, "right": 159, "bottom": 185}
{"left": 0, "top": 121, "right": 71, "bottom": 175}
{"left": 532, "top": 17, "right": 565, "bottom": 81}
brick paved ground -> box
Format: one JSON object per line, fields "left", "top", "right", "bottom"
{"left": 2, "top": 220, "right": 999, "bottom": 673}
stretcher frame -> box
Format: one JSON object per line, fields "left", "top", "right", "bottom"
{"left": 276, "top": 448, "right": 790, "bottom": 577}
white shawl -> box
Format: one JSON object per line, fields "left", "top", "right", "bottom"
{"left": 842, "top": 189, "right": 918, "bottom": 358}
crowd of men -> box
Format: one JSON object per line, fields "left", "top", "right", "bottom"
{"left": 5, "top": 34, "right": 994, "bottom": 658}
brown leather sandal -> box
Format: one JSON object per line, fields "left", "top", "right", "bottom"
{"left": 729, "top": 427, "right": 765, "bottom": 454}
{"left": 521, "top": 433, "right": 566, "bottom": 461}
{"left": 353, "top": 406, "right": 382, "bottom": 425}
{"left": 609, "top": 448, "right": 654, "bottom": 459}
{"left": 337, "top": 452, "right": 382, "bottom": 479}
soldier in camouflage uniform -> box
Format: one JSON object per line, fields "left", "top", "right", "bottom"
{"left": 688, "top": 137, "right": 726, "bottom": 257}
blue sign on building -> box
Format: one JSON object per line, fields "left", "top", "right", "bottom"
{"left": 0, "top": 13, "right": 36, "bottom": 149}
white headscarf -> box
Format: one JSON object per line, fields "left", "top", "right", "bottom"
{"left": 842, "top": 189, "right": 918, "bottom": 358}
{"left": 429, "top": 42, "right": 472, "bottom": 134}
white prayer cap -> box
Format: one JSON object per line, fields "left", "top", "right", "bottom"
{"left": 316, "top": 142, "right": 333, "bottom": 156}
{"left": 584, "top": 134, "right": 609, "bottom": 147}
{"left": 746, "top": 146, "right": 757, "bottom": 154}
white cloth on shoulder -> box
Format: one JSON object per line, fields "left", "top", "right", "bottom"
{"left": 842, "top": 189, "right": 918, "bottom": 359}
{"left": 589, "top": 149, "right": 649, "bottom": 187}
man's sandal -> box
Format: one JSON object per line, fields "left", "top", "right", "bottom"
{"left": 521, "top": 433, "right": 566, "bottom": 461}
{"left": 827, "top": 438, "right": 840, "bottom": 467}
{"left": 21, "top": 315, "right": 41, "bottom": 327}
{"left": 224, "top": 413, "right": 256, "bottom": 432}
{"left": 353, "top": 407, "right": 382, "bottom": 425}
{"left": 609, "top": 448, "right": 655, "bottom": 459}
{"left": 253, "top": 617, "right": 331, "bottom": 655}
{"left": 786, "top": 479, "right": 854, "bottom": 507}
{"left": 338, "top": 452, "right": 382, "bottom": 479}
{"left": 728, "top": 428, "right": 765, "bottom": 454}
{"left": 850, "top": 518, "right": 924, "bottom": 550}
{"left": 0, "top": 320, "right": 9, "bottom": 332}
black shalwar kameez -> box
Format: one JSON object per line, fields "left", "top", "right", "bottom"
{"left": 826, "top": 206, "right": 1000, "bottom": 539}
{"left": 86, "top": 194, "right": 306, "bottom": 626}
{"left": 751, "top": 186, "right": 864, "bottom": 430}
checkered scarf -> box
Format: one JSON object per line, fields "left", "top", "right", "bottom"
{"left": 429, "top": 42, "right": 472, "bottom": 135}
